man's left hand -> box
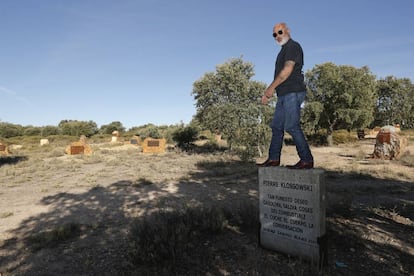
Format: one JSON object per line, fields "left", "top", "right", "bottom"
{"left": 261, "top": 95, "right": 270, "bottom": 105}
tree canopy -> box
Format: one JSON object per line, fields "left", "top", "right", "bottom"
{"left": 99, "top": 121, "right": 126, "bottom": 135}
{"left": 192, "top": 57, "right": 273, "bottom": 160}
{"left": 304, "top": 63, "right": 377, "bottom": 137}
{"left": 58, "top": 120, "right": 98, "bottom": 137}
{"left": 374, "top": 76, "right": 414, "bottom": 128}
{"left": 0, "top": 122, "right": 24, "bottom": 138}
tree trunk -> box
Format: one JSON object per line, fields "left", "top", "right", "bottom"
{"left": 327, "top": 134, "right": 334, "bottom": 146}
{"left": 327, "top": 124, "right": 334, "bottom": 146}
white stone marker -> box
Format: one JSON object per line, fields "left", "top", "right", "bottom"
{"left": 40, "top": 138, "right": 49, "bottom": 146}
{"left": 259, "top": 167, "right": 326, "bottom": 266}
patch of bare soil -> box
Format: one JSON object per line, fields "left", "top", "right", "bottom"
{"left": 0, "top": 139, "right": 413, "bottom": 275}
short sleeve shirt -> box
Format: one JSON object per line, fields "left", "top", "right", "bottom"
{"left": 274, "top": 39, "right": 306, "bottom": 96}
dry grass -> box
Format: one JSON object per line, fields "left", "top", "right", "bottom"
{"left": 0, "top": 135, "right": 413, "bottom": 275}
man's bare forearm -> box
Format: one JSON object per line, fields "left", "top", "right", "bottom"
{"left": 264, "top": 60, "right": 295, "bottom": 98}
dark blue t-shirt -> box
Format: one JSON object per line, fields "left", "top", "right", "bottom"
{"left": 274, "top": 38, "right": 306, "bottom": 96}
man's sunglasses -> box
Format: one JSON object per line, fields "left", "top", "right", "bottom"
{"left": 273, "top": 30, "right": 283, "bottom": 37}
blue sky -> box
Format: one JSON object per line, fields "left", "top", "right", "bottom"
{"left": 1, "top": 0, "right": 413, "bottom": 129}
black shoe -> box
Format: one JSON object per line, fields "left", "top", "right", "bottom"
{"left": 257, "top": 159, "right": 280, "bottom": 167}
{"left": 286, "top": 160, "right": 314, "bottom": 169}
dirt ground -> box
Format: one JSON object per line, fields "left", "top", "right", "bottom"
{"left": 0, "top": 138, "right": 413, "bottom": 275}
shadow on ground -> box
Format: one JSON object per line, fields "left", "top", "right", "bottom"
{"left": 0, "top": 159, "right": 413, "bottom": 275}
{"left": 0, "top": 156, "right": 28, "bottom": 167}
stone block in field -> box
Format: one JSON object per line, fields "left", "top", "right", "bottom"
{"left": 142, "top": 138, "right": 166, "bottom": 154}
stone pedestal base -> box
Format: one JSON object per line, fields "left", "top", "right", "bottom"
{"left": 259, "top": 167, "right": 326, "bottom": 267}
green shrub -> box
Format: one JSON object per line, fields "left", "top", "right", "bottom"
{"left": 46, "top": 135, "right": 79, "bottom": 146}
{"left": 88, "top": 134, "right": 112, "bottom": 143}
{"left": 198, "top": 129, "right": 214, "bottom": 140}
{"left": 198, "top": 140, "right": 222, "bottom": 152}
{"left": 307, "top": 129, "right": 361, "bottom": 145}
{"left": 306, "top": 129, "right": 328, "bottom": 146}
{"left": 333, "top": 129, "right": 358, "bottom": 144}
{"left": 172, "top": 126, "right": 199, "bottom": 150}
{"left": 234, "top": 145, "right": 258, "bottom": 162}
{"left": 5, "top": 135, "right": 42, "bottom": 145}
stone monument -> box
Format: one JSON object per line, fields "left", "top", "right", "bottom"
{"left": 142, "top": 138, "right": 166, "bottom": 154}
{"left": 65, "top": 135, "right": 93, "bottom": 155}
{"left": 111, "top": 130, "right": 120, "bottom": 143}
{"left": 259, "top": 167, "right": 326, "bottom": 267}
{"left": 130, "top": 135, "right": 142, "bottom": 146}
{"left": 372, "top": 125, "right": 407, "bottom": 160}
{"left": 40, "top": 138, "right": 50, "bottom": 146}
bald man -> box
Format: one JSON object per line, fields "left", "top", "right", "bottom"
{"left": 259, "top": 22, "right": 314, "bottom": 169}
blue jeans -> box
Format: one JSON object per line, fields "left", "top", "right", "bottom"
{"left": 268, "top": 91, "right": 313, "bottom": 162}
